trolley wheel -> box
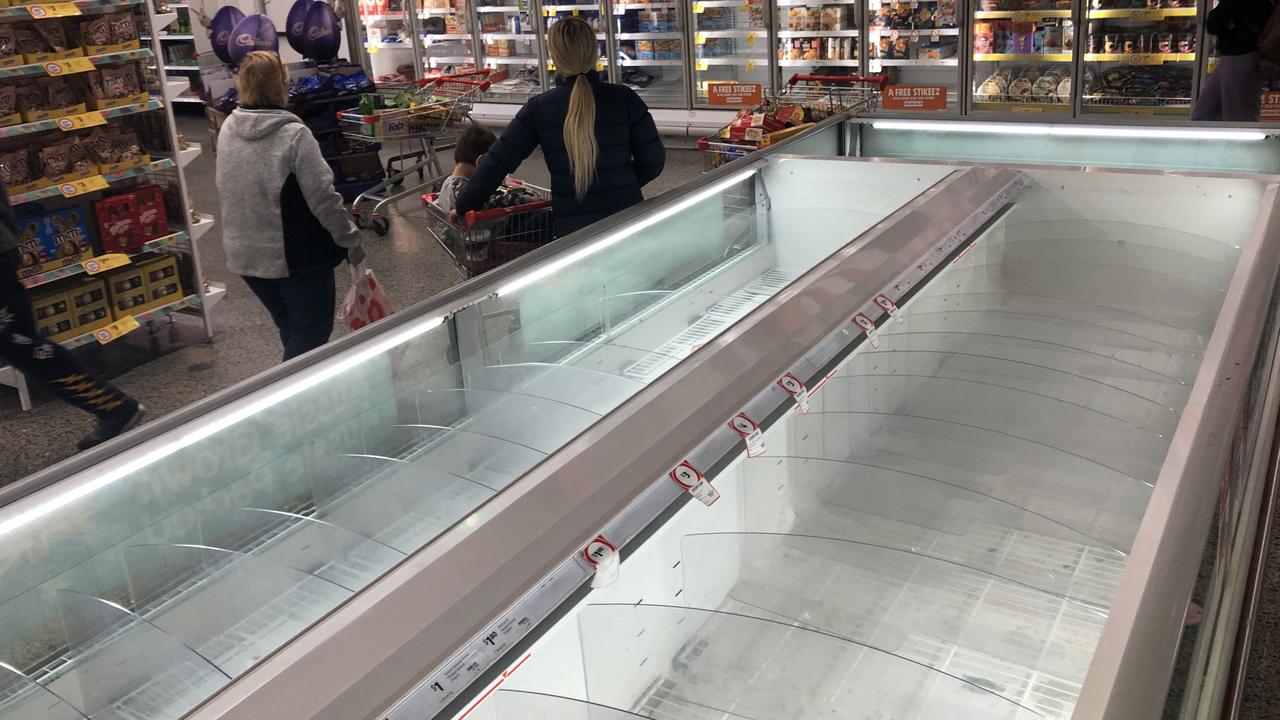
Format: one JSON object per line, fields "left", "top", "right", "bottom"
{"left": 371, "top": 215, "right": 390, "bottom": 237}
{"left": 352, "top": 209, "right": 370, "bottom": 229}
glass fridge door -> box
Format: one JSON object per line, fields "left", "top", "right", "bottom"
{"left": 691, "top": 0, "right": 770, "bottom": 106}
{"left": 479, "top": 0, "right": 545, "bottom": 101}
{"left": 543, "top": 1, "right": 609, "bottom": 76}
{"left": 969, "top": 1, "right": 1075, "bottom": 113}
{"left": 777, "top": 0, "right": 861, "bottom": 82}
{"left": 1080, "top": 1, "right": 1199, "bottom": 116}
{"left": 359, "top": 0, "right": 424, "bottom": 84}
{"left": 867, "top": 0, "right": 963, "bottom": 111}
{"left": 612, "top": 0, "right": 690, "bottom": 108}
{"left": 420, "top": 0, "right": 480, "bottom": 74}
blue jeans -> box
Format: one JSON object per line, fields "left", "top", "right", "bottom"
{"left": 243, "top": 269, "right": 336, "bottom": 362}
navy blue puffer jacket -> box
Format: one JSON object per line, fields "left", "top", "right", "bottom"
{"left": 454, "top": 71, "right": 665, "bottom": 237}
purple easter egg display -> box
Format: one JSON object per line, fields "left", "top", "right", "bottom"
{"left": 302, "top": 0, "right": 341, "bottom": 61}
{"left": 208, "top": 5, "right": 245, "bottom": 64}
{"left": 286, "top": 0, "right": 313, "bottom": 54}
{"left": 228, "top": 13, "right": 279, "bottom": 65}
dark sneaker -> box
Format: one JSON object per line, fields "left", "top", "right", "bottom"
{"left": 77, "top": 401, "right": 145, "bottom": 451}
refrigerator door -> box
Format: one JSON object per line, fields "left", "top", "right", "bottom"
{"left": 613, "top": 0, "right": 691, "bottom": 107}
{"left": 544, "top": 1, "right": 610, "bottom": 75}
{"left": 478, "top": 0, "right": 545, "bottom": 101}
{"left": 691, "top": 0, "right": 770, "bottom": 106}
{"left": 968, "top": 2, "right": 1075, "bottom": 114}
{"left": 359, "top": 0, "right": 425, "bottom": 84}
{"left": 1079, "top": 2, "right": 1199, "bottom": 116}
{"left": 867, "top": 0, "right": 963, "bottom": 112}
{"left": 776, "top": 0, "right": 861, "bottom": 82}
{"left": 420, "top": 0, "right": 480, "bottom": 74}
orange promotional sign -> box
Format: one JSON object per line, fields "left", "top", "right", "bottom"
{"left": 883, "top": 85, "right": 948, "bottom": 112}
{"left": 707, "top": 82, "right": 764, "bottom": 107}
{"left": 1262, "top": 91, "right": 1280, "bottom": 120}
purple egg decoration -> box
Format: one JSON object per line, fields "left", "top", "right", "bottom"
{"left": 228, "top": 13, "right": 279, "bottom": 65}
{"left": 285, "top": 0, "right": 312, "bottom": 55}
{"left": 207, "top": 5, "right": 245, "bottom": 65}
{"left": 302, "top": 0, "right": 341, "bottom": 61}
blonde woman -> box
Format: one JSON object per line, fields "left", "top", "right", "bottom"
{"left": 454, "top": 16, "right": 665, "bottom": 237}
{"left": 216, "top": 51, "right": 365, "bottom": 361}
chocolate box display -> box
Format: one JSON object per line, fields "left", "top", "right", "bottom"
{"left": 14, "top": 205, "right": 93, "bottom": 279}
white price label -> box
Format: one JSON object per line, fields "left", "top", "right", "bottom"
{"left": 728, "top": 412, "right": 766, "bottom": 457}
{"left": 852, "top": 312, "right": 880, "bottom": 348}
{"left": 874, "top": 292, "right": 903, "bottom": 323}
{"left": 582, "top": 535, "right": 620, "bottom": 587}
{"left": 669, "top": 461, "right": 720, "bottom": 506}
{"left": 777, "top": 372, "right": 810, "bottom": 413}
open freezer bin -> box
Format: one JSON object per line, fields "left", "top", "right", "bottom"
{"left": 1, "top": 152, "right": 1278, "bottom": 720}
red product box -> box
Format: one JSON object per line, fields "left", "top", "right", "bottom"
{"left": 93, "top": 192, "right": 140, "bottom": 254}
{"left": 133, "top": 185, "right": 168, "bottom": 244}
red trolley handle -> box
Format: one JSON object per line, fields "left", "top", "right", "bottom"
{"left": 464, "top": 199, "right": 553, "bottom": 229}
{"left": 787, "top": 73, "right": 889, "bottom": 89}
{"left": 416, "top": 69, "right": 493, "bottom": 86}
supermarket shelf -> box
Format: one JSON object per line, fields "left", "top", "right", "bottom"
{"left": 425, "top": 55, "right": 475, "bottom": 64}
{"left": 615, "top": 1, "right": 677, "bottom": 7}
{"left": 60, "top": 293, "right": 202, "bottom": 350}
{"left": 973, "top": 8, "right": 1072, "bottom": 18}
{"left": 177, "top": 142, "right": 202, "bottom": 168}
{"left": 359, "top": 13, "right": 408, "bottom": 21}
{"left": 694, "top": 0, "right": 754, "bottom": 6}
{"left": 419, "top": 8, "right": 457, "bottom": 15}
{"left": 0, "top": 0, "right": 142, "bottom": 17}
{"left": 168, "top": 2, "right": 188, "bottom": 6}
{"left": 1083, "top": 52, "right": 1196, "bottom": 63}
{"left": 484, "top": 56, "right": 540, "bottom": 64}
{"left": 868, "top": 26, "right": 960, "bottom": 35}
{"left": 20, "top": 231, "right": 188, "bottom": 290}
{"left": 171, "top": 94, "right": 203, "bottom": 104}
{"left": 164, "top": 64, "right": 199, "bottom": 72}
{"left": 0, "top": 47, "right": 152, "bottom": 80}
{"left": 776, "top": 0, "right": 859, "bottom": 5}
{"left": 189, "top": 212, "right": 215, "bottom": 242}
{"left": 697, "top": 57, "right": 766, "bottom": 65}
{"left": 617, "top": 31, "right": 683, "bottom": 39}
{"left": 0, "top": 99, "right": 161, "bottom": 141}
{"left": 153, "top": 11, "right": 177, "bottom": 28}
{"left": 542, "top": 3, "right": 599, "bottom": 10}
{"left": 620, "top": 58, "right": 685, "bottom": 66}
{"left": 1088, "top": 6, "right": 1196, "bottom": 18}
{"left": 973, "top": 52, "right": 1072, "bottom": 62}
{"left": 475, "top": 5, "right": 521, "bottom": 11}
{"left": 972, "top": 100, "right": 1070, "bottom": 112}
{"left": 874, "top": 57, "right": 959, "bottom": 66}
{"left": 423, "top": 33, "right": 473, "bottom": 40}
{"left": 366, "top": 41, "right": 414, "bottom": 49}
{"left": 697, "top": 29, "right": 761, "bottom": 38}
{"left": 482, "top": 32, "right": 537, "bottom": 39}
{"left": 777, "top": 29, "right": 861, "bottom": 37}
{"left": 8, "top": 158, "right": 176, "bottom": 206}
{"left": 779, "top": 58, "right": 859, "bottom": 66}
{"left": 1083, "top": 101, "right": 1190, "bottom": 115}
{"left": 142, "top": 33, "right": 194, "bottom": 40}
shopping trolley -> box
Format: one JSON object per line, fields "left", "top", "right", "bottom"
{"left": 339, "top": 71, "right": 491, "bottom": 236}
{"left": 421, "top": 180, "right": 554, "bottom": 278}
{"left": 697, "top": 74, "right": 886, "bottom": 171}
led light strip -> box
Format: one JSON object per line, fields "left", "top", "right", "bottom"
{"left": 872, "top": 119, "right": 1269, "bottom": 142}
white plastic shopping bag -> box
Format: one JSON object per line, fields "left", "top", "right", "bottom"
{"left": 341, "top": 263, "right": 396, "bottom": 331}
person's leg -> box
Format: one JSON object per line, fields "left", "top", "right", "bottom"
{"left": 1220, "top": 52, "right": 1264, "bottom": 122}
{"left": 1192, "top": 63, "right": 1224, "bottom": 121}
{"left": 0, "top": 249, "right": 142, "bottom": 448}
{"left": 242, "top": 275, "right": 292, "bottom": 357}
{"left": 278, "top": 269, "right": 336, "bottom": 361}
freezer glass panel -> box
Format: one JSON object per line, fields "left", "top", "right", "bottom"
{"left": 867, "top": 0, "right": 962, "bottom": 109}
{"left": 1080, "top": 2, "right": 1199, "bottom": 116}
{"left": 692, "top": 0, "right": 768, "bottom": 105}
{"left": 545, "top": 2, "right": 609, "bottom": 74}
{"left": 495, "top": 162, "right": 1261, "bottom": 720}
{"left": 614, "top": 0, "right": 689, "bottom": 107}
{"left": 777, "top": 0, "right": 860, "bottom": 79}
{"left": 479, "top": 0, "right": 545, "bottom": 101}
{"left": 969, "top": 4, "right": 1075, "bottom": 113}
{"left": 359, "top": 0, "right": 422, "bottom": 83}
{"left": 0, "top": 159, "right": 961, "bottom": 720}
{"left": 421, "top": 0, "right": 479, "bottom": 73}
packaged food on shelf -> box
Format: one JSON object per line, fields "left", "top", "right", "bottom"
{"left": 31, "top": 284, "right": 73, "bottom": 340}
{"left": 94, "top": 191, "right": 138, "bottom": 253}
{"left": 69, "top": 275, "right": 110, "bottom": 336}
{"left": 14, "top": 205, "right": 93, "bottom": 278}
{"left": 137, "top": 253, "right": 182, "bottom": 305}
{"left": 103, "top": 263, "right": 148, "bottom": 318}
{"left": 19, "top": 21, "right": 84, "bottom": 63}
{"left": 0, "top": 25, "right": 20, "bottom": 69}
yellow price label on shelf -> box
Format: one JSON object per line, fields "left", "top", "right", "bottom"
{"left": 1129, "top": 9, "right": 1160, "bottom": 20}
{"left": 1011, "top": 11, "right": 1032, "bottom": 21}
{"left": 697, "top": 59, "right": 709, "bottom": 70}
{"left": 746, "top": 32, "right": 755, "bottom": 43}
{"left": 596, "top": 60, "right": 605, "bottom": 71}
{"left": 745, "top": 59, "right": 756, "bottom": 71}
{"left": 695, "top": 31, "right": 706, "bottom": 43}
{"left": 366, "top": 44, "right": 379, "bottom": 53}
{"left": 93, "top": 315, "right": 140, "bottom": 345}
{"left": 44, "top": 56, "right": 94, "bottom": 76}
{"left": 55, "top": 110, "right": 106, "bottom": 131}
{"left": 81, "top": 254, "right": 131, "bottom": 275}
{"left": 27, "top": 3, "right": 80, "bottom": 18}
{"left": 57, "top": 174, "right": 108, "bottom": 198}
{"left": 692, "top": 1, "right": 704, "bottom": 12}
{"left": 740, "top": 0, "right": 749, "bottom": 9}
{"left": 572, "top": 7, "right": 579, "bottom": 14}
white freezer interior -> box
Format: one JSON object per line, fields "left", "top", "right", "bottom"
{"left": 464, "top": 166, "right": 1259, "bottom": 720}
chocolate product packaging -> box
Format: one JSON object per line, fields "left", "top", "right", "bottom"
{"left": 86, "top": 127, "right": 120, "bottom": 164}
{"left": 0, "top": 149, "right": 33, "bottom": 185}
{"left": 0, "top": 25, "right": 18, "bottom": 60}
{"left": 114, "top": 130, "right": 143, "bottom": 161}
{"left": 65, "top": 134, "right": 92, "bottom": 173}
{"left": 35, "top": 20, "right": 68, "bottom": 51}
{"left": 42, "top": 77, "right": 77, "bottom": 108}
{"left": 0, "top": 86, "right": 16, "bottom": 117}
{"left": 80, "top": 16, "right": 111, "bottom": 46}
{"left": 100, "top": 64, "right": 139, "bottom": 99}
{"left": 15, "top": 28, "right": 47, "bottom": 56}
{"left": 39, "top": 140, "right": 72, "bottom": 178}
{"left": 15, "top": 81, "right": 47, "bottom": 112}
{"left": 106, "top": 12, "right": 137, "bottom": 44}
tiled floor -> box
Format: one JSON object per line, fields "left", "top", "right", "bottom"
{"left": 0, "top": 113, "right": 705, "bottom": 484}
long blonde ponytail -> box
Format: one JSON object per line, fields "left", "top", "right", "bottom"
{"left": 548, "top": 17, "right": 598, "bottom": 200}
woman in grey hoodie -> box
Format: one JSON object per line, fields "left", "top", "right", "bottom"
{"left": 216, "top": 51, "right": 365, "bottom": 361}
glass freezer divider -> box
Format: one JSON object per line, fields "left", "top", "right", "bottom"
{"left": 361, "top": 165, "right": 1031, "bottom": 720}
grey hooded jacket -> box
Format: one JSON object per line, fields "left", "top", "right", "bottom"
{"left": 215, "top": 107, "right": 359, "bottom": 279}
